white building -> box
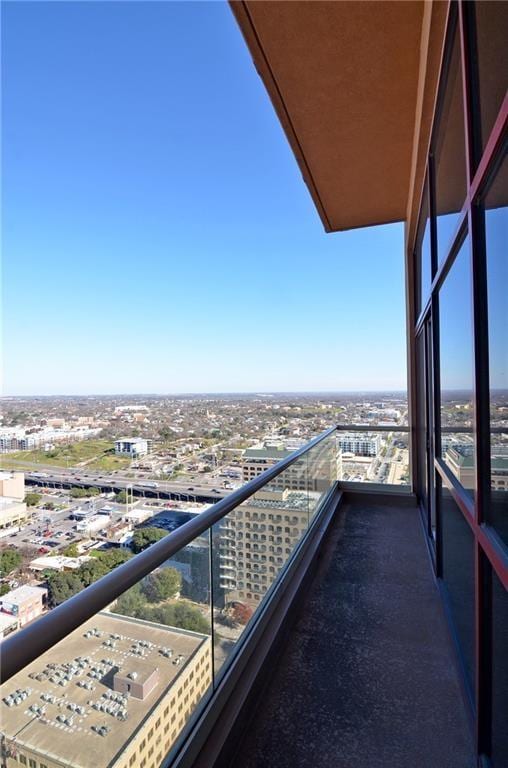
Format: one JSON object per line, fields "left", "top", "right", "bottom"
{"left": 338, "top": 433, "right": 381, "bottom": 457}
{"left": 114, "top": 438, "right": 149, "bottom": 458}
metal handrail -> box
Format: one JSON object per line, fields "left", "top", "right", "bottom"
{"left": 0, "top": 425, "right": 337, "bottom": 682}
{"left": 336, "top": 424, "right": 409, "bottom": 432}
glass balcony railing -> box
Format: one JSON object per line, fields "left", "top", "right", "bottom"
{"left": 0, "top": 425, "right": 407, "bottom": 768}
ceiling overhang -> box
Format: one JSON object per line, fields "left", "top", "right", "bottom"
{"left": 230, "top": 1, "right": 425, "bottom": 232}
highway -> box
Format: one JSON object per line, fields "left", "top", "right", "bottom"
{"left": 24, "top": 471, "right": 229, "bottom": 504}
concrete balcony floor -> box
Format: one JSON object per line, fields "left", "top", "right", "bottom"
{"left": 230, "top": 496, "right": 475, "bottom": 768}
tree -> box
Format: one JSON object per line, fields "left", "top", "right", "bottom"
{"left": 150, "top": 602, "right": 210, "bottom": 634}
{"left": 46, "top": 571, "right": 83, "bottom": 606}
{"left": 114, "top": 584, "right": 146, "bottom": 618}
{"left": 44, "top": 501, "right": 56, "bottom": 511}
{"left": 70, "top": 487, "right": 100, "bottom": 498}
{"left": 142, "top": 568, "right": 182, "bottom": 603}
{"left": 231, "top": 602, "right": 253, "bottom": 626}
{"left": 114, "top": 490, "right": 130, "bottom": 504}
{"left": 77, "top": 559, "right": 108, "bottom": 587}
{"left": 0, "top": 549, "right": 22, "bottom": 577}
{"left": 90, "top": 549, "right": 133, "bottom": 569}
{"left": 25, "top": 492, "right": 41, "bottom": 507}
{"left": 62, "top": 543, "right": 79, "bottom": 558}
{"left": 131, "top": 527, "right": 167, "bottom": 554}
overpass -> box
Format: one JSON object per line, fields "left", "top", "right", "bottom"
{"left": 24, "top": 472, "right": 228, "bottom": 505}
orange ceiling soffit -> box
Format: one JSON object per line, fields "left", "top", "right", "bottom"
{"left": 230, "top": 0, "right": 425, "bottom": 233}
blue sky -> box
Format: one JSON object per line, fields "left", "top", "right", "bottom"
{"left": 2, "top": 1, "right": 407, "bottom": 396}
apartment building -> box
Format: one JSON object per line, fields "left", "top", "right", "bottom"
{"left": 337, "top": 433, "right": 381, "bottom": 457}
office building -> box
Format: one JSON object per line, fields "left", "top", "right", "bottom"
{"left": 0, "top": 613, "right": 212, "bottom": 768}
{"left": 115, "top": 438, "right": 149, "bottom": 458}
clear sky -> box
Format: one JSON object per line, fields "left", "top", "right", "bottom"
{"left": 2, "top": 0, "right": 407, "bottom": 396}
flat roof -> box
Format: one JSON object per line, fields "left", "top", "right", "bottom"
{"left": 0, "top": 613, "right": 207, "bottom": 768}
{"left": 0, "top": 585, "right": 47, "bottom": 604}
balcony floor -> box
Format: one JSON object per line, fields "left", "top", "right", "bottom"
{"left": 231, "top": 497, "right": 475, "bottom": 768}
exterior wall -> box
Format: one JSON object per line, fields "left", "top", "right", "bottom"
{"left": 0, "top": 500, "right": 29, "bottom": 530}
{"left": 0, "top": 472, "right": 25, "bottom": 501}
{"left": 220, "top": 492, "right": 309, "bottom": 607}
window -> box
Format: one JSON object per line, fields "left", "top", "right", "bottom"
{"left": 19, "top": 757, "right": 27, "bottom": 766}
{"left": 434, "top": 20, "right": 467, "bottom": 263}
{"left": 484, "top": 155, "right": 508, "bottom": 547}
{"left": 415, "top": 177, "right": 432, "bottom": 316}
{"left": 491, "top": 568, "right": 508, "bottom": 768}
{"left": 438, "top": 237, "right": 475, "bottom": 496}
{"left": 440, "top": 482, "right": 475, "bottom": 694}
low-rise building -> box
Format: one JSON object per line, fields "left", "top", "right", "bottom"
{"left": 114, "top": 438, "right": 149, "bottom": 458}
{"left": 29, "top": 555, "right": 92, "bottom": 572}
{"left": 0, "top": 498, "right": 29, "bottom": 531}
{"left": 0, "top": 471, "right": 25, "bottom": 501}
{"left": 1, "top": 612, "right": 212, "bottom": 768}
{"left": 0, "top": 585, "right": 47, "bottom": 626}
{"left": 0, "top": 612, "right": 19, "bottom": 640}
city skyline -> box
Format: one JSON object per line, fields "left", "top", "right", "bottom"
{"left": 2, "top": 0, "right": 407, "bottom": 396}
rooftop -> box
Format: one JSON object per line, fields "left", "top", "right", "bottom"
{"left": 0, "top": 585, "right": 47, "bottom": 605}
{"left": 0, "top": 612, "right": 207, "bottom": 768}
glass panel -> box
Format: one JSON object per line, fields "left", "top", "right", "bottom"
{"left": 212, "top": 456, "right": 309, "bottom": 677}
{"left": 440, "top": 482, "right": 475, "bottom": 693}
{"left": 307, "top": 433, "right": 338, "bottom": 518}
{"left": 416, "top": 179, "right": 432, "bottom": 316}
{"left": 491, "top": 568, "right": 508, "bottom": 767}
{"left": 434, "top": 24, "right": 467, "bottom": 264}
{"left": 485, "top": 156, "right": 508, "bottom": 546}
{"left": 416, "top": 330, "right": 429, "bottom": 512}
{"left": 474, "top": 2, "right": 508, "bottom": 156}
{"left": 0, "top": 540, "right": 213, "bottom": 768}
{"left": 337, "top": 431, "right": 410, "bottom": 485}
{"left": 439, "top": 237, "right": 475, "bottom": 496}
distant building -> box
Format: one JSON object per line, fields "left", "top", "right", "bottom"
{"left": 219, "top": 488, "right": 311, "bottom": 607}
{"left": 0, "top": 471, "right": 25, "bottom": 501}
{"left": 114, "top": 438, "right": 149, "bottom": 458}
{"left": 0, "top": 471, "right": 27, "bottom": 531}
{"left": 446, "top": 445, "right": 508, "bottom": 491}
{"left": 0, "top": 612, "right": 19, "bottom": 640}
{"left": 337, "top": 433, "right": 381, "bottom": 457}
{"left": 75, "top": 515, "right": 108, "bottom": 534}
{"left": 29, "top": 555, "right": 92, "bottom": 572}
{"left": 242, "top": 445, "right": 341, "bottom": 491}
{"left": 0, "top": 585, "right": 47, "bottom": 627}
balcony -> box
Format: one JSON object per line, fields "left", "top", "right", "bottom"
{"left": 0, "top": 427, "right": 475, "bottom": 768}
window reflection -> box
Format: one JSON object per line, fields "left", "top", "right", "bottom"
{"left": 491, "top": 568, "right": 508, "bottom": 767}
{"left": 440, "top": 483, "right": 475, "bottom": 694}
{"left": 474, "top": 1, "right": 508, "bottom": 158}
{"left": 416, "top": 179, "right": 432, "bottom": 316}
{"left": 485, "top": 155, "right": 508, "bottom": 546}
{"left": 434, "top": 24, "right": 467, "bottom": 264}
{"left": 439, "top": 237, "right": 475, "bottom": 495}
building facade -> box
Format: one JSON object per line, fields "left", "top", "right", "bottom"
{"left": 115, "top": 438, "right": 149, "bottom": 458}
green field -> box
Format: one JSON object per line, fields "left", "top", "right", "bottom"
{"left": 0, "top": 439, "right": 130, "bottom": 471}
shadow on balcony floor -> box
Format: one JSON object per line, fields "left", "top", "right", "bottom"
{"left": 230, "top": 497, "right": 475, "bottom": 768}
